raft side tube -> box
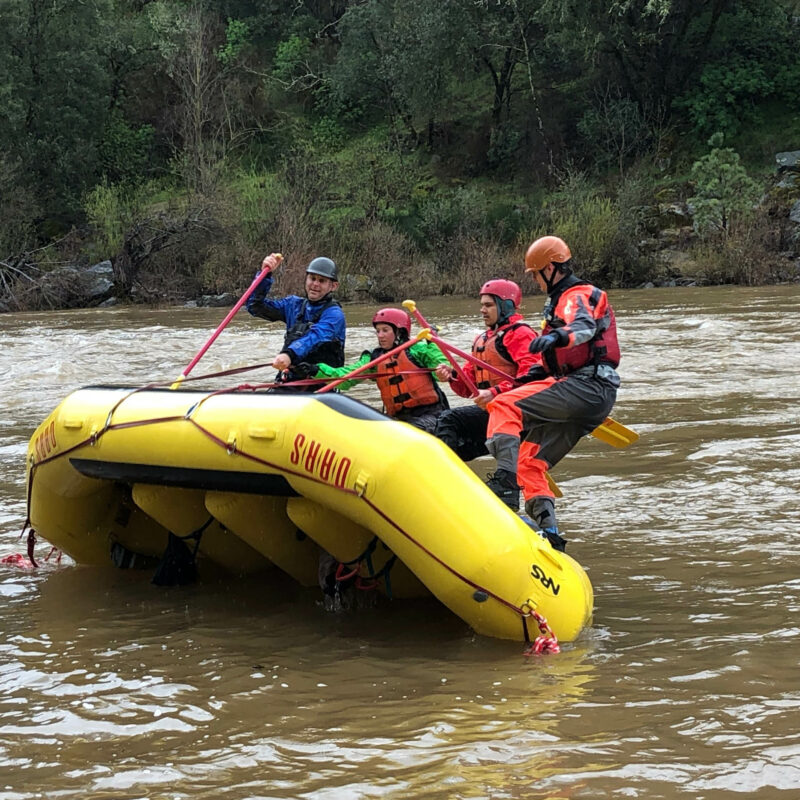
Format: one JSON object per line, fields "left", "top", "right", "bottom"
{"left": 25, "top": 387, "right": 593, "bottom": 642}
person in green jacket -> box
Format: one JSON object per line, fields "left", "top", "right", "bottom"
{"left": 315, "top": 307, "right": 452, "bottom": 434}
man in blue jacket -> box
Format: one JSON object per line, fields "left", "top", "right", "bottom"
{"left": 246, "top": 252, "right": 347, "bottom": 387}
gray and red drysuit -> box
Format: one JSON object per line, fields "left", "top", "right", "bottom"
{"left": 486, "top": 273, "right": 620, "bottom": 532}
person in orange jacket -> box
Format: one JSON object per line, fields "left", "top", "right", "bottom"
{"left": 315, "top": 308, "right": 452, "bottom": 433}
{"left": 485, "top": 236, "right": 621, "bottom": 551}
{"left": 434, "top": 279, "right": 539, "bottom": 508}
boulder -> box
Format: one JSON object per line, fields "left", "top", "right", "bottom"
{"left": 775, "top": 151, "right": 800, "bottom": 171}
{"left": 81, "top": 260, "right": 115, "bottom": 303}
{"left": 198, "top": 293, "right": 236, "bottom": 307}
{"left": 656, "top": 201, "right": 692, "bottom": 228}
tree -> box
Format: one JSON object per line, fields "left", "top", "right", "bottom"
{"left": 149, "top": 0, "right": 255, "bottom": 194}
{"left": 0, "top": 0, "right": 113, "bottom": 226}
{"left": 688, "top": 133, "right": 760, "bottom": 236}
{"left": 328, "top": 0, "right": 468, "bottom": 145}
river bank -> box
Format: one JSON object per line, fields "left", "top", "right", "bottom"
{"left": 3, "top": 246, "right": 799, "bottom": 316}
{"left": 3, "top": 146, "right": 799, "bottom": 314}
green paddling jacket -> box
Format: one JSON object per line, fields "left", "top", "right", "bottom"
{"left": 315, "top": 340, "right": 451, "bottom": 429}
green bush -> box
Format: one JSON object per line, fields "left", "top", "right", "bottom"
{"left": 520, "top": 167, "right": 656, "bottom": 287}
{"left": 84, "top": 180, "right": 143, "bottom": 257}
{"left": 231, "top": 170, "right": 286, "bottom": 245}
{"left": 415, "top": 185, "right": 490, "bottom": 272}
{"left": 688, "top": 133, "right": 761, "bottom": 236}
{"left": 523, "top": 171, "right": 617, "bottom": 283}
{"left": 675, "top": 7, "right": 800, "bottom": 139}
{"left": 690, "top": 208, "right": 787, "bottom": 285}
{"left": 98, "top": 109, "right": 155, "bottom": 185}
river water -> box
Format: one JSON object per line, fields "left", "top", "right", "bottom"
{"left": 1, "top": 285, "right": 799, "bottom": 799}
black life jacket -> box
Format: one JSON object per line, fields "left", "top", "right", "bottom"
{"left": 284, "top": 297, "right": 345, "bottom": 367}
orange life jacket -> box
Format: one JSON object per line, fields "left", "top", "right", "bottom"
{"left": 472, "top": 322, "right": 529, "bottom": 388}
{"left": 542, "top": 280, "right": 621, "bottom": 376}
{"left": 374, "top": 348, "right": 441, "bottom": 415}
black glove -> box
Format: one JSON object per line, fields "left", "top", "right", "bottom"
{"left": 529, "top": 331, "right": 562, "bottom": 354}
{"left": 290, "top": 361, "right": 315, "bottom": 379}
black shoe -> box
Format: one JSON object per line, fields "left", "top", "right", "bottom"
{"left": 519, "top": 517, "right": 567, "bottom": 552}
{"left": 485, "top": 469, "right": 520, "bottom": 510}
{"left": 542, "top": 526, "right": 567, "bottom": 552}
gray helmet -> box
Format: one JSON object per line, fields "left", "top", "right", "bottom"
{"left": 306, "top": 256, "right": 338, "bottom": 281}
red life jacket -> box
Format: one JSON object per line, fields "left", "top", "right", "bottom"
{"left": 472, "top": 321, "right": 530, "bottom": 388}
{"left": 542, "top": 279, "right": 620, "bottom": 375}
{"left": 374, "top": 348, "right": 441, "bottom": 415}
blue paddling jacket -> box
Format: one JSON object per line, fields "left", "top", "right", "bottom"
{"left": 246, "top": 272, "right": 346, "bottom": 369}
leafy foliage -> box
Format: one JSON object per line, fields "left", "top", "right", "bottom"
{"left": 676, "top": 6, "right": 800, "bottom": 137}
{"left": 0, "top": 0, "right": 797, "bottom": 293}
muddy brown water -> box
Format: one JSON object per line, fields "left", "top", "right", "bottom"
{"left": 1, "top": 285, "right": 799, "bottom": 799}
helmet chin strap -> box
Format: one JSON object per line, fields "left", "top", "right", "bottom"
{"left": 543, "top": 262, "right": 569, "bottom": 293}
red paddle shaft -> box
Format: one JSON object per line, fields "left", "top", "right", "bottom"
{"left": 173, "top": 255, "right": 282, "bottom": 387}
{"left": 315, "top": 335, "right": 423, "bottom": 394}
{"left": 402, "top": 301, "right": 482, "bottom": 396}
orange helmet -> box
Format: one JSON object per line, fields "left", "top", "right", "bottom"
{"left": 479, "top": 279, "right": 521, "bottom": 308}
{"left": 524, "top": 236, "right": 571, "bottom": 273}
{"left": 372, "top": 308, "right": 411, "bottom": 338}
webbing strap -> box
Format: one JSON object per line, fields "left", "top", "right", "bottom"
{"left": 177, "top": 516, "right": 214, "bottom": 558}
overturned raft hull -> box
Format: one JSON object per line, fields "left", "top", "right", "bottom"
{"left": 26, "top": 387, "right": 593, "bottom": 642}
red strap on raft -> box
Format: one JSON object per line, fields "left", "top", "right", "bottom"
{"left": 335, "top": 562, "right": 360, "bottom": 582}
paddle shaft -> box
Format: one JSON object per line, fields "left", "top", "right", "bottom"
{"left": 429, "top": 333, "right": 516, "bottom": 383}
{"left": 178, "top": 266, "right": 275, "bottom": 382}
{"left": 424, "top": 330, "right": 637, "bottom": 447}
{"left": 403, "top": 301, "right": 480, "bottom": 396}
{"left": 315, "top": 335, "right": 423, "bottom": 394}
{"left": 407, "top": 302, "right": 563, "bottom": 497}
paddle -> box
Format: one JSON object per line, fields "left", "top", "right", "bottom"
{"left": 170, "top": 254, "right": 283, "bottom": 389}
{"left": 402, "top": 300, "right": 479, "bottom": 397}
{"left": 426, "top": 330, "right": 638, "bottom": 448}
{"left": 404, "top": 302, "right": 563, "bottom": 499}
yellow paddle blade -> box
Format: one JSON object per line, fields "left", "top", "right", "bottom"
{"left": 590, "top": 416, "right": 639, "bottom": 448}
{"left": 545, "top": 471, "right": 563, "bottom": 498}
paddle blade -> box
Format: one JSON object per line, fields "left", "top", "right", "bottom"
{"left": 590, "top": 417, "right": 639, "bottom": 448}
{"left": 545, "top": 471, "right": 563, "bottom": 498}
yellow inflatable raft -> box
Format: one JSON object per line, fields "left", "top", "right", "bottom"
{"left": 26, "top": 386, "right": 593, "bottom": 643}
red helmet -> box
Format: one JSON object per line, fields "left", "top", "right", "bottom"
{"left": 525, "top": 236, "right": 571, "bottom": 272}
{"left": 480, "top": 279, "right": 521, "bottom": 308}
{"left": 372, "top": 308, "right": 412, "bottom": 337}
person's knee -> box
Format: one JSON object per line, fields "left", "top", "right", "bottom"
{"left": 434, "top": 413, "right": 458, "bottom": 445}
